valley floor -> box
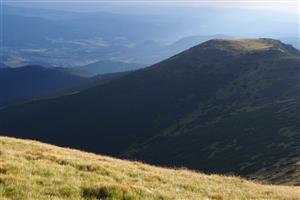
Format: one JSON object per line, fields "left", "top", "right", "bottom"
{"left": 0, "top": 136, "right": 299, "bottom": 200}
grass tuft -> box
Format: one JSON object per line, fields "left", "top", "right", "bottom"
{"left": 82, "top": 184, "right": 138, "bottom": 200}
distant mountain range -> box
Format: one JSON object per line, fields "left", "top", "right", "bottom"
{"left": 0, "top": 39, "right": 299, "bottom": 185}
{"left": 2, "top": 5, "right": 299, "bottom": 68}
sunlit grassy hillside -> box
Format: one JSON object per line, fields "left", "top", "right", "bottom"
{"left": 0, "top": 136, "right": 299, "bottom": 200}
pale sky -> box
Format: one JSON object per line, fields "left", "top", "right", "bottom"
{"left": 3, "top": 0, "right": 300, "bottom": 15}
{"left": 191, "top": 0, "right": 300, "bottom": 15}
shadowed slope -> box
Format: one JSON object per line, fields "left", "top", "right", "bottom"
{"left": 0, "top": 39, "right": 299, "bottom": 184}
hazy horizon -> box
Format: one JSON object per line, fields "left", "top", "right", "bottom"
{"left": 1, "top": 0, "right": 299, "bottom": 67}
{"left": 3, "top": 0, "right": 299, "bottom": 14}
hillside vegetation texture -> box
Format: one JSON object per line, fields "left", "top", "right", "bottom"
{"left": 0, "top": 39, "right": 299, "bottom": 185}
{"left": 0, "top": 137, "right": 299, "bottom": 200}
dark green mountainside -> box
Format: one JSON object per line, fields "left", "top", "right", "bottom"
{"left": 0, "top": 65, "right": 88, "bottom": 107}
{"left": 0, "top": 63, "right": 9, "bottom": 68}
{"left": 0, "top": 65, "right": 128, "bottom": 107}
{"left": 76, "top": 60, "right": 143, "bottom": 76}
{"left": 0, "top": 39, "right": 299, "bottom": 185}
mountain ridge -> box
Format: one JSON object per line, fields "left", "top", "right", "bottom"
{"left": 182, "top": 38, "right": 299, "bottom": 56}
{"left": 0, "top": 39, "right": 299, "bottom": 185}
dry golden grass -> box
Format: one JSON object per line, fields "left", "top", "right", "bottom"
{"left": 0, "top": 136, "right": 299, "bottom": 200}
{"left": 211, "top": 39, "right": 275, "bottom": 52}
{"left": 227, "top": 39, "right": 273, "bottom": 50}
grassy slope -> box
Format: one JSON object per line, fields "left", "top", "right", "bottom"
{"left": 0, "top": 137, "right": 299, "bottom": 200}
